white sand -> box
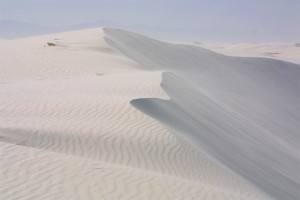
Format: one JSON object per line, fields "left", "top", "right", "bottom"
{"left": 1, "top": 28, "right": 298, "bottom": 199}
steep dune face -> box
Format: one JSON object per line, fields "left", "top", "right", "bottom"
{"left": 104, "top": 28, "right": 300, "bottom": 200}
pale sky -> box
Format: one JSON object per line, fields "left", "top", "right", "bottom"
{"left": 0, "top": 0, "right": 299, "bottom": 41}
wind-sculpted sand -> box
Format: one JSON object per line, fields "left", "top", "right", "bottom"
{"left": 0, "top": 28, "right": 298, "bottom": 199}
{"left": 104, "top": 28, "right": 300, "bottom": 200}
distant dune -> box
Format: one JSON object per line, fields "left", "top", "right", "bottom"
{"left": 0, "top": 28, "right": 299, "bottom": 200}
{"left": 0, "top": 20, "right": 121, "bottom": 39}
{"left": 196, "top": 42, "right": 300, "bottom": 64}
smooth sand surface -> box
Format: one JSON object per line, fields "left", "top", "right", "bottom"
{"left": 1, "top": 28, "right": 298, "bottom": 199}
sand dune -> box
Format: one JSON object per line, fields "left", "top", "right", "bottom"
{"left": 1, "top": 28, "right": 298, "bottom": 199}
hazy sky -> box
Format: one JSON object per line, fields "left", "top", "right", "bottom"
{"left": 0, "top": 0, "right": 299, "bottom": 41}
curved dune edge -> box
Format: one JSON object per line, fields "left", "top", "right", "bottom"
{"left": 104, "top": 28, "right": 300, "bottom": 200}
{"left": 130, "top": 72, "right": 299, "bottom": 200}
{"left": 0, "top": 27, "right": 297, "bottom": 199}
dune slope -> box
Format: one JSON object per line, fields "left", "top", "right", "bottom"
{"left": 104, "top": 28, "right": 300, "bottom": 200}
